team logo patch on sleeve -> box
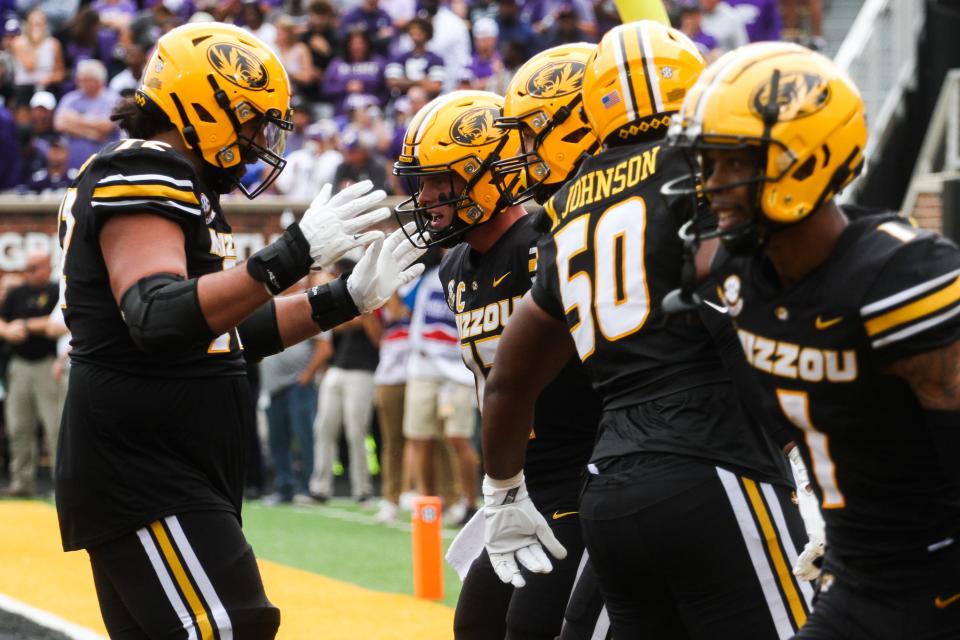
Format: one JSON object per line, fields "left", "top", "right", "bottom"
{"left": 720, "top": 274, "right": 744, "bottom": 317}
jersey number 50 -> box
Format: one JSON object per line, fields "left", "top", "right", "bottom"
{"left": 553, "top": 197, "right": 650, "bottom": 360}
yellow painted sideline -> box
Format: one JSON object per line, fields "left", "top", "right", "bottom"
{"left": 0, "top": 501, "right": 453, "bottom": 639}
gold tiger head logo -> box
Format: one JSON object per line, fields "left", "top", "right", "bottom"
{"left": 526, "top": 61, "right": 586, "bottom": 99}
{"left": 207, "top": 43, "right": 269, "bottom": 91}
{"left": 749, "top": 71, "right": 831, "bottom": 122}
{"left": 450, "top": 107, "right": 505, "bottom": 146}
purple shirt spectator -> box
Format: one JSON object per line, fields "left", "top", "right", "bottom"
{"left": 385, "top": 50, "right": 446, "bottom": 92}
{"left": 341, "top": 5, "right": 393, "bottom": 35}
{"left": 520, "top": 0, "right": 595, "bottom": 30}
{"left": 691, "top": 29, "right": 718, "bottom": 56}
{"left": 728, "top": 0, "right": 782, "bottom": 42}
{"left": 91, "top": 0, "right": 137, "bottom": 22}
{"left": 341, "top": 1, "right": 395, "bottom": 55}
{"left": 0, "top": 103, "right": 20, "bottom": 190}
{"left": 467, "top": 52, "right": 500, "bottom": 85}
{"left": 496, "top": 0, "right": 539, "bottom": 58}
{"left": 54, "top": 60, "right": 120, "bottom": 170}
{"left": 323, "top": 55, "right": 388, "bottom": 116}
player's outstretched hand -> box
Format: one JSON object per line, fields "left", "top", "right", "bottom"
{"left": 788, "top": 446, "right": 826, "bottom": 581}
{"left": 347, "top": 222, "right": 426, "bottom": 313}
{"left": 482, "top": 472, "right": 567, "bottom": 588}
{"left": 298, "top": 180, "right": 391, "bottom": 270}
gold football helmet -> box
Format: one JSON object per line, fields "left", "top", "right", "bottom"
{"left": 666, "top": 42, "right": 867, "bottom": 250}
{"left": 394, "top": 90, "right": 522, "bottom": 248}
{"left": 136, "top": 22, "right": 293, "bottom": 198}
{"left": 582, "top": 21, "right": 704, "bottom": 146}
{"left": 492, "top": 43, "right": 599, "bottom": 205}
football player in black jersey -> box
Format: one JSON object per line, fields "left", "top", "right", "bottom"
{"left": 478, "top": 22, "right": 816, "bottom": 639}
{"left": 55, "top": 23, "right": 423, "bottom": 638}
{"left": 394, "top": 81, "right": 605, "bottom": 639}
{"left": 667, "top": 42, "right": 960, "bottom": 640}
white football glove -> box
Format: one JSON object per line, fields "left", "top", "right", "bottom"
{"left": 298, "top": 180, "right": 391, "bottom": 270}
{"left": 482, "top": 472, "right": 567, "bottom": 588}
{"left": 346, "top": 222, "right": 426, "bottom": 313}
{"left": 788, "top": 446, "right": 826, "bottom": 581}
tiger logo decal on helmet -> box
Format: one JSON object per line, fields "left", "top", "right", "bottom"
{"left": 493, "top": 43, "right": 599, "bottom": 206}
{"left": 526, "top": 61, "right": 586, "bottom": 99}
{"left": 207, "top": 43, "right": 269, "bottom": 91}
{"left": 749, "top": 70, "right": 831, "bottom": 122}
{"left": 450, "top": 106, "right": 505, "bottom": 146}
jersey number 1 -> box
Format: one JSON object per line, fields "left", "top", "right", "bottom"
{"left": 777, "top": 389, "right": 846, "bottom": 509}
{"left": 553, "top": 197, "right": 651, "bottom": 360}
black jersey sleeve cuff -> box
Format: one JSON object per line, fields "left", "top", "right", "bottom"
{"left": 530, "top": 280, "right": 565, "bottom": 320}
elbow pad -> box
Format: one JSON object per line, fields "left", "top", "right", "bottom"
{"left": 120, "top": 273, "right": 215, "bottom": 355}
{"left": 237, "top": 300, "right": 284, "bottom": 363}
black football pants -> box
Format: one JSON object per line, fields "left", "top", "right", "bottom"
{"left": 581, "top": 456, "right": 813, "bottom": 640}
{"left": 88, "top": 510, "right": 279, "bottom": 639}
{"left": 795, "top": 542, "right": 960, "bottom": 640}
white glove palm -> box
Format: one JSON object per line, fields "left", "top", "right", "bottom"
{"left": 788, "top": 446, "right": 826, "bottom": 581}
{"left": 347, "top": 222, "right": 426, "bottom": 313}
{"left": 298, "top": 180, "right": 391, "bottom": 270}
{"left": 483, "top": 472, "right": 567, "bottom": 588}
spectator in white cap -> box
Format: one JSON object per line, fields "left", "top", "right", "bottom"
{"left": 28, "top": 91, "right": 57, "bottom": 143}
{"left": 466, "top": 17, "right": 508, "bottom": 93}
{"left": 53, "top": 59, "right": 120, "bottom": 170}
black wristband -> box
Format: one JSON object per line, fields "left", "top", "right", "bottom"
{"left": 237, "top": 300, "right": 284, "bottom": 362}
{"left": 246, "top": 223, "right": 312, "bottom": 295}
{"left": 307, "top": 274, "right": 360, "bottom": 330}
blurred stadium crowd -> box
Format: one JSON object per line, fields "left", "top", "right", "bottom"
{"left": 0, "top": 0, "right": 826, "bottom": 197}
{"left": 0, "top": 0, "right": 827, "bottom": 521}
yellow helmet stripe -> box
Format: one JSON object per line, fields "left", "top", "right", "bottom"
{"left": 637, "top": 22, "right": 664, "bottom": 114}
{"left": 411, "top": 98, "right": 449, "bottom": 157}
{"left": 613, "top": 27, "right": 639, "bottom": 123}
{"left": 692, "top": 49, "right": 748, "bottom": 129}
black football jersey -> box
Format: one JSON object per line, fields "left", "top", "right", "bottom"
{"left": 58, "top": 139, "right": 245, "bottom": 377}
{"left": 439, "top": 214, "right": 601, "bottom": 509}
{"left": 531, "top": 142, "right": 730, "bottom": 409}
{"left": 712, "top": 211, "right": 960, "bottom": 566}
{"left": 531, "top": 141, "right": 788, "bottom": 483}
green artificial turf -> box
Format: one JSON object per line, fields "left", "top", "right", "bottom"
{"left": 241, "top": 499, "right": 463, "bottom": 609}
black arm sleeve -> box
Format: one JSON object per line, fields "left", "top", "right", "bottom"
{"left": 237, "top": 300, "right": 284, "bottom": 362}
